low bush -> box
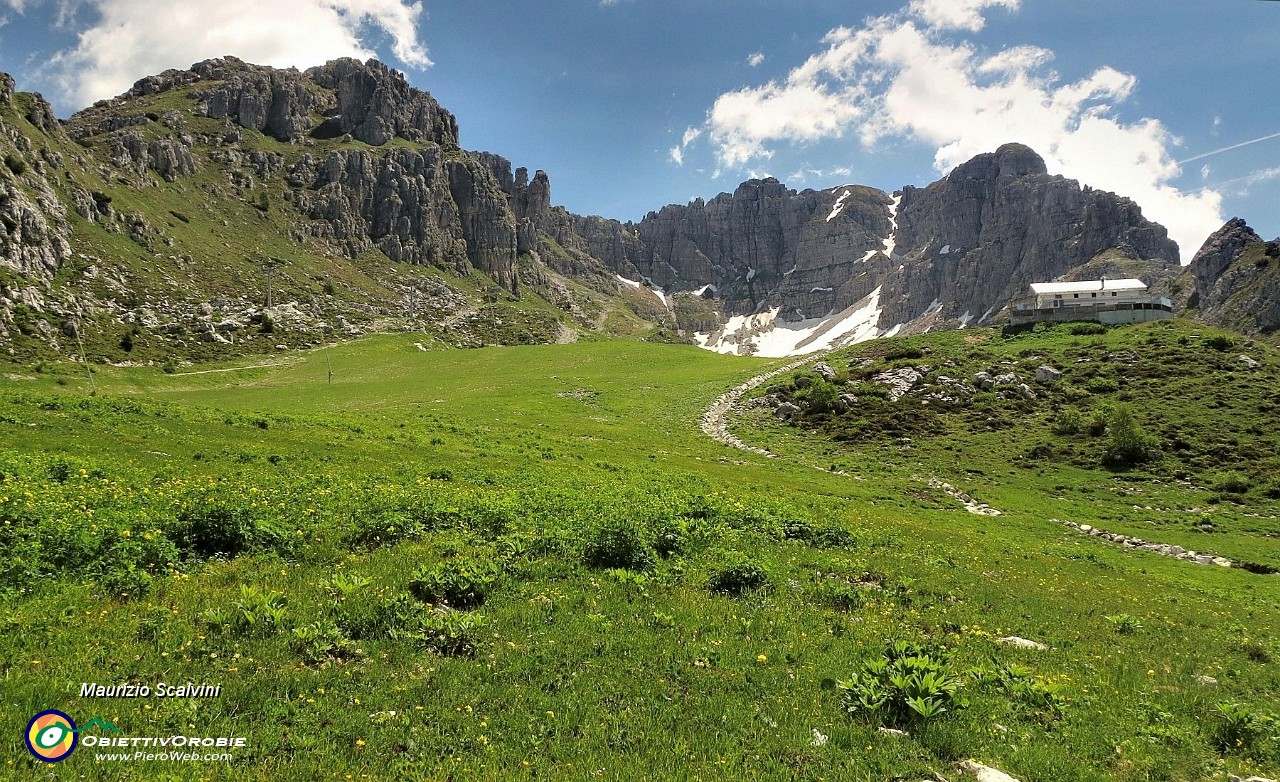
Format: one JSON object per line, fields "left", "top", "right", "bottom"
{"left": 584, "top": 520, "right": 655, "bottom": 571}
{"left": 837, "top": 640, "right": 968, "bottom": 727}
{"left": 708, "top": 555, "right": 771, "bottom": 596}
{"left": 409, "top": 558, "right": 503, "bottom": 609}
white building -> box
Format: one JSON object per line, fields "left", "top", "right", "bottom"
{"left": 1010, "top": 278, "right": 1174, "bottom": 326}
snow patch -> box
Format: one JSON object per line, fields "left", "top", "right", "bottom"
{"left": 693, "top": 284, "right": 718, "bottom": 297}
{"left": 882, "top": 193, "right": 901, "bottom": 259}
{"left": 615, "top": 274, "right": 641, "bottom": 289}
{"left": 958, "top": 310, "right": 973, "bottom": 329}
{"left": 826, "top": 189, "right": 852, "bottom": 222}
{"left": 940, "top": 244, "right": 950, "bottom": 255}
{"left": 978, "top": 305, "right": 996, "bottom": 324}
{"left": 783, "top": 265, "right": 798, "bottom": 276}
{"left": 695, "top": 288, "right": 886, "bottom": 358}
{"left": 810, "top": 287, "right": 833, "bottom": 293}
{"left": 859, "top": 249, "right": 877, "bottom": 263}
{"left": 746, "top": 268, "right": 757, "bottom": 281}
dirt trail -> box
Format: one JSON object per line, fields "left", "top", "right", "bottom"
{"left": 699, "top": 355, "right": 823, "bottom": 457}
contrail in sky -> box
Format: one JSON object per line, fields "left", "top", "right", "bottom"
{"left": 1177, "top": 131, "right": 1280, "bottom": 164}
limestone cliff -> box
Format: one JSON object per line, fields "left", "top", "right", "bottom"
{"left": 1183, "top": 218, "right": 1280, "bottom": 337}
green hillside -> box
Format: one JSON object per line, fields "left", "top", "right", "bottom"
{"left": 0, "top": 321, "right": 1277, "bottom": 780}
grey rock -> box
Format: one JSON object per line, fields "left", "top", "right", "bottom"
{"left": 775, "top": 402, "right": 801, "bottom": 419}
{"left": 1036, "top": 365, "right": 1061, "bottom": 383}
{"left": 996, "top": 636, "right": 1048, "bottom": 651}
{"left": 973, "top": 371, "right": 995, "bottom": 390}
{"left": 812, "top": 362, "right": 837, "bottom": 381}
{"left": 1015, "top": 383, "right": 1037, "bottom": 401}
{"left": 1239, "top": 354, "right": 1261, "bottom": 369}
{"left": 959, "top": 760, "right": 1022, "bottom": 782}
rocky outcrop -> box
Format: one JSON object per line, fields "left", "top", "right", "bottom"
{"left": 1184, "top": 218, "right": 1280, "bottom": 336}
{"left": 193, "top": 64, "right": 318, "bottom": 143}
{"left": 106, "top": 131, "right": 197, "bottom": 181}
{"left": 305, "top": 58, "right": 458, "bottom": 147}
{"left": 0, "top": 72, "right": 13, "bottom": 104}
{"left": 286, "top": 147, "right": 516, "bottom": 289}
{"left": 0, "top": 177, "right": 72, "bottom": 282}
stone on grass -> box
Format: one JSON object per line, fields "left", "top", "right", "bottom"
{"left": 996, "top": 636, "right": 1048, "bottom": 651}
{"left": 959, "top": 760, "right": 1022, "bottom": 782}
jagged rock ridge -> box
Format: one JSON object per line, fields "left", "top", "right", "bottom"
{"left": 1183, "top": 218, "right": 1280, "bottom": 336}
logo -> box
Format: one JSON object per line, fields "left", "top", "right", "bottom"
{"left": 25, "top": 710, "right": 77, "bottom": 763}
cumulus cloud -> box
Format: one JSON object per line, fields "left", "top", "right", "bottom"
{"left": 747, "top": 52, "right": 765, "bottom": 67}
{"left": 908, "top": 0, "right": 1019, "bottom": 32}
{"left": 46, "top": 0, "right": 428, "bottom": 108}
{"left": 680, "top": 2, "right": 1224, "bottom": 262}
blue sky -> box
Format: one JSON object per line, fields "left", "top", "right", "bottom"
{"left": 1, "top": 0, "right": 1277, "bottom": 260}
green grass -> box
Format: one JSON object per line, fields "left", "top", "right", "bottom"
{"left": 0, "top": 328, "right": 1278, "bottom": 780}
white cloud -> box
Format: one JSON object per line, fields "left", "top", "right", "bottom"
{"left": 908, "top": 0, "right": 1019, "bottom": 32}
{"left": 748, "top": 52, "right": 765, "bottom": 68}
{"left": 686, "top": 3, "right": 1224, "bottom": 262}
{"left": 47, "top": 0, "right": 428, "bottom": 108}
{"left": 3, "top": 0, "right": 25, "bottom": 12}
{"left": 670, "top": 126, "right": 703, "bottom": 165}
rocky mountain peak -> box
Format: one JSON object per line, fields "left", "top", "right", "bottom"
{"left": 1190, "top": 217, "right": 1261, "bottom": 292}
{"left": 0, "top": 72, "right": 14, "bottom": 104}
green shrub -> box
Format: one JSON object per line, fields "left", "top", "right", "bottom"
{"left": 1102, "top": 404, "right": 1158, "bottom": 466}
{"left": 804, "top": 380, "right": 839, "bottom": 414}
{"left": 780, "top": 521, "right": 856, "bottom": 549}
{"left": 837, "top": 640, "right": 968, "bottom": 728}
{"left": 1052, "top": 408, "right": 1083, "bottom": 435}
{"left": 708, "top": 555, "right": 770, "bottom": 596}
{"left": 812, "top": 579, "right": 869, "bottom": 611}
{"left": 3, "top": 153, "right": 25, "bottom": 175}
{"left": 1214, "top": 472, "right": 1252, "bottom": 495}
{"left": 584, "top": 520, "right": 655, "bottom": 571}
{"left": 167, "top": 502, "right": 288, "bottom": 559}
{"left": 409, "top": 559, "right": 502, "bottom": 609}
{"left": 1070, "top": 323, "right": 1107, "bottom": 336}
{"left": 291, "top": 620, "right": 356, "bottom": 664}
{"left": 204, "top": 585, "right": 289, "bottom": 638}
{"left": 1086, "top": 377, "right": 1119, "bottom": 394}
{"left": 99, "top": 566, "right": 153, "bottom": 601}
{"left": 1211, "top": 702, "right": 1276, "bottom": 757}
{"left": 1205, "top": 335, "right": 1235, "bottom": 352}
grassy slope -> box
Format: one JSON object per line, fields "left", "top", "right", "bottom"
{"left": 0, "top": 329, "right": 1276, "bottom": 781}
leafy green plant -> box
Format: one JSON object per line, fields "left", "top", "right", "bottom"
{"left": 409, "top": 558, "right": 503, "bottom": 609}
{"left": 206, "top": 585, "right": 289, "bottom": 638}
{"left": 1211, "top": 702, "right": 1276, "bottom": 758}
{"left": 708, "top": 556, "right": 771, "bottom": 596}
{"left": 1105, "top": 613, "right": 1143, "bottom": 634}
{"left": 584, "top": 520, "right": 655, "bottom": 571}
{"left": 837, "top": 641, "right": 968, "bottom": 728}
{"left": 394, "top": 606, "right": 488, "bottom": 657}
{"left": 291, "top": 619, "right": 356, "bottom": 664}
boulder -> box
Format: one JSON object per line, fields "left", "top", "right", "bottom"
{"left": 996, "top": 636, "right": 1048, "bottom": 651}
{"left": 959, "top": 760, "right": 1022, "bottom": 782}
{"left": 1035, "top": 365, "right": 1061, "bottom": 383}
{"left": 775, "top": 402, "right": 801, "bottom": 420}
{"left": 973, "top": 371, "right": 995, "bottom": 390}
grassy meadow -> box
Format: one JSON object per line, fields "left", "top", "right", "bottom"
{"left": 1, "top": 321, "right": 1278, "bottom": 781}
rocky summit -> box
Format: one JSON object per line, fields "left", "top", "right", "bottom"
{"left": 0, "top": 58, "right": 1266, "bottom": 362}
